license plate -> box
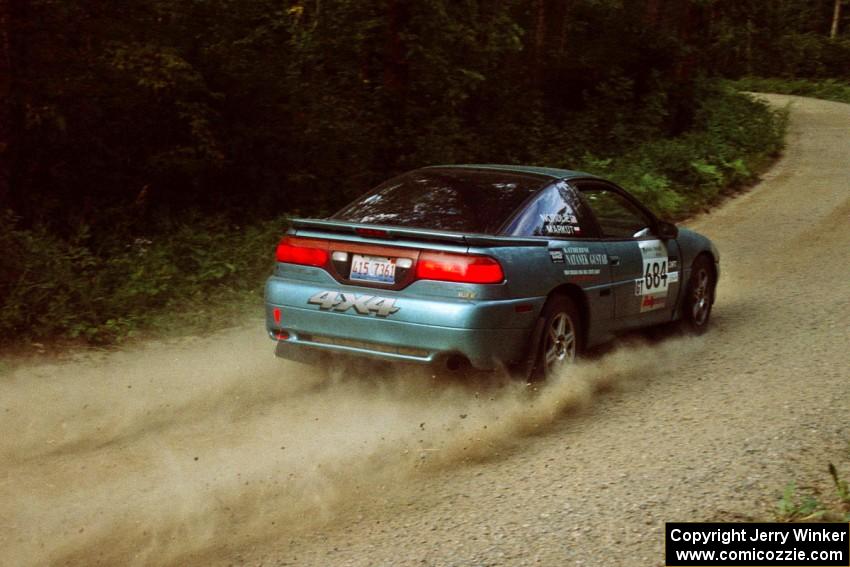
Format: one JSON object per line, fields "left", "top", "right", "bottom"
{"left": 349, "top": 254, "right": 396, "bottom": 284}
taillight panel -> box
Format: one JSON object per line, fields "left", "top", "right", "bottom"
{"left": 275, "top": 235, "right": 504, "bottom": 287}
{"left": 415, "top": 251, "right": 504, "bottom": 284}
{"left": 276, "top": 236, "right": 330, "bottom": 267}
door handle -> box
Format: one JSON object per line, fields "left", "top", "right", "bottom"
{"left": 609, "top": 255, "right": 621, "bottom": 266}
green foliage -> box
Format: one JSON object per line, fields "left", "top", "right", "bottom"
{"left": 776, "top": 482, "right": 824, "bottom": 521}
{"left": 730, "top": 77, "right": 850, "bottom": 105}
{"left": 829, "top": 463, "right": 850, "bottom": 504}
{"left": 4, "top": 0, "right": 725, "bottom": 232}
{"left": 574, "top": 86, "right": 787, "bottom": 219}
{"left": 5, "top": 0, "right": 842, "bottom": 235}
{"left": 775, "top": 464, "right": 850, "bottom": 522}
{"left": 703, "top": 3, "right": 850, "bottom": 79}
{"left": 0, "top": 211, "right": 285, "bottom": 344}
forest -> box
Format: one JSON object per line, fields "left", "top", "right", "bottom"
{"left": 0, "top": 0, "right": 848, "bottom": 345}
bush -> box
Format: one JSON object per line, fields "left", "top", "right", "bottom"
{"left": 575, "top": 85, "right": 787, "bottom": 218}
{"left": 0, "top": 211, "right": 286, "bottom": 344}
{"left": 730, "top": 77, "right": 850, "bottom": 105}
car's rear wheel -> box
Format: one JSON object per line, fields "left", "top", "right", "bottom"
{"left": 530, "top": 295, "right": 582, "bottom": 382}
{"left": 682, "top": 255, "right": 715, "bottom": 333}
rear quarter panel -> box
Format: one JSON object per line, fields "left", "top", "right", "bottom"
{"left": 478, "top": 241, "right": 616, "bottom": 346}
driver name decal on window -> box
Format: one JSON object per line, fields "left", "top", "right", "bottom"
{"left": 540, "top": 212, "right": 581, "bottom": 235}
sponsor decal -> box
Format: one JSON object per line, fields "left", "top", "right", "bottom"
{"left": 543, "top": 224, "right": 580, "bottom": 235}
{"left": 564, "top": 268, "right": 600, "bottom": 282}
{"left": 549, "top": 250, "right": 565, "bottom": 263}
{"left": 542, "top": 213, "right": 578, "bottom": 225}
{"left": 308, "top": 291, "right": 400, "bottom": 317}
{"left": 640, "top": 294, "right": 666, "bottom": 311}
{"left": 562, "top": 246, "right": 608, "bottom": 266}
{"left": 541, "top": 212, "right": 582, "bottom": 236}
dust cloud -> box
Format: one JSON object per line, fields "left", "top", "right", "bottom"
{"left": 0, "top": 323, "right": 704, "bottom": 566}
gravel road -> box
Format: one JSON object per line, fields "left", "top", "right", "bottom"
{"left": 1, "top": 94, "right": 848, "bottom": 567}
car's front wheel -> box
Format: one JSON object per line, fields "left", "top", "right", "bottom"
{"left": 531, "top": 295, "right": 582, "bottom": 381}
{"left": 682, "top": 255, "right": 715, "bottom": 333}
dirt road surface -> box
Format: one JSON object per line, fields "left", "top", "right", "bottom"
{"left": 2, "top": 94, "right": 849, "bottom": 567}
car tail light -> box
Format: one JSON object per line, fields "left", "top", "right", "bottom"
{"left": 355, "top": 227, "right": 390, "bottom": 239}
{"left": 275, "top": 236, "right": 329, "bottom": 267}
{"left": 415, "top": 252, "right": 504, "bottom": 284}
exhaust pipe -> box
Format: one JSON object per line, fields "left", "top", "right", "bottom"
{"left": 445, "top": 355, "right": 470, "bottom": 372}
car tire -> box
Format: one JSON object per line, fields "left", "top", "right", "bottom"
{"left": 530, "top": 294, "right": 582, "bottom": 382}
{"left": 682, "top": 255, "right": 715, "bottom": 334}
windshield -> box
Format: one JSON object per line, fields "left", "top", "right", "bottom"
{"left": 332, "top": 168, "right": 550, "bottom": 234}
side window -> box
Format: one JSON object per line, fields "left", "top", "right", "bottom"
{"left": 580, "top": 187, "right": 652, "bottom": 239}
{"left": 504, "top": 182, "right": 592, "bottom": 238}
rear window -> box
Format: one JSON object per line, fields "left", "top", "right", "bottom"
{"left": 332, "top": 168, "right": 550, "bottom": 234}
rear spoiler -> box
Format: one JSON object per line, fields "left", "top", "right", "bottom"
{"left": 290, "top": 218, "right": 549, "bottom": 248}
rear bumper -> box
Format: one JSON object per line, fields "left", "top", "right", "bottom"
{"left": 264, "top": 275, "right": 541, "bottom": 370}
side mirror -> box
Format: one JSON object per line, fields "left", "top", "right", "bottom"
{"left": 656, "top": 221, "right": 678, "bottom": 240}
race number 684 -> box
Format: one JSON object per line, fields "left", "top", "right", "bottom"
{"left": 644, "top": 260, "right": 668, "bottom": 291}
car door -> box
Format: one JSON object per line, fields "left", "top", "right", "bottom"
{"left": 503, "top": 180, "right": 614, "bottom": 322}
{"left": 572, "top": 180, "right": 681, "bottom": 328}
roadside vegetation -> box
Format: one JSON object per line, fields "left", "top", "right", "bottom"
{"left": 575, "top": 87, "right": 786, "bottom": 218}
{"left": 0, "top": 0, "right": 846, "bottom": 348}
{"left": 775, "top": 449, "right": 850, "bottom": 522}
{"left": 731, "top": 77, "right": 850, "bottom": 105}
{"left": 0, "top": 213, "right": 286, "bottom": 345}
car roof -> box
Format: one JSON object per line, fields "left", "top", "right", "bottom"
{"left": 422, "top": 163, "right": 598, "bottom": 181}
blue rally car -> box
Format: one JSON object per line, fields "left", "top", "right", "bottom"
{"left": 265, "top": 165, "right": 719, "bottom": 380}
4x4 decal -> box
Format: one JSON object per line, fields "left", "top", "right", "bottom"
{"left": 308, "top": 291, "right": 400, "bottom": 317}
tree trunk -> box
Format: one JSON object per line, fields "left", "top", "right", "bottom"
{"left": 0, "top": 0, "right": 11, "bottom": 208}
{"left": 830, "top": 0, "right": 842, "bottom": 38}
{"left": 533, "top": 0, "right": 546, "bottom": 88}
{"left": 746, "top": 17, "right": 753, "bottom": 75}
{"left": 645, "top": 0, "right": 661, "bottom": 27}
{"left": 382, "top": 0, "right": 407, "bottom": 97}
{"left": 558, "top": 0, "right": 570, "bottom": 55}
